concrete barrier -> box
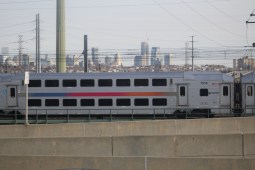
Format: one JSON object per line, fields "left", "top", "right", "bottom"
{"left": 238, "top": 117, "right": 255, "bottom": 133}
{"left": 0, "top": 137, "right": 112, "bottom": 157}
{"left": 0, "top": 117, "right": 255, "bottom": 138}
{"left": 0, "top": 134, "right": 246, "bottom": 158}
{"left": 113, "top": 136, "right": 175, "bottom": 157}
{"left": 244, "top": 133, "right": 255, "bottom": 157}
{"left": 84, "top": 120, "right": 176, "bottom": 137}
{"left": 148, "top": 157, "right": 255, "bottom": 170}
{"left": 175, "top": 134, "right": 243, "bottom": 157}
{"left": 0, "top": 123, "right": 85, "bottom": 138}
{"left": 0, "top": 156, "right": 255, "bottom": 170}
{"left": 113, "top": 134, "right": 243, "bottom": 157}
{"left": 175, "top": 118, "right": 240, "bottom": 135}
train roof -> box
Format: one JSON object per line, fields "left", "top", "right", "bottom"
{"left": 241, "top": 71, "right": 255, "bottom": 83}
{"left": 0, "top": 71, "right": 233, "bottom": 82}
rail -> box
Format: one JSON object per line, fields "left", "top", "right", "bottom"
{"left": 0, "top": 106, "right": 250, "bottom": 125}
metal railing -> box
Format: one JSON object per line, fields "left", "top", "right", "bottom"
{"left": 0, "top": 107, "right": 251, "bottom": 125}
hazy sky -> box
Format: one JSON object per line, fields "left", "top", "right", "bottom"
{"left": 0, "top": 0, "right": 255, "bottom": 66}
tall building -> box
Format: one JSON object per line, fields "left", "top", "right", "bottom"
{"left": 134, "top": 55, "right": 142, "bottom": 67}
{"left": 22, "top": 54, "right": 30, "bottom": 66}
{"left": 151, "top": 47, "right": 160, "bottom": 66}
{"left": 1, "top": 47, "right": 9, "bottom": 55}
{"left": 141, "top": 41, "right": 149, "bottom": 66}
{"left": 164, "top": 54, "right": 171, "bottom": 66}
{"left": 0, "top": 55, "right": 9, "bottom": 65}
{"left": 91, "top": 47, "right": 99, "bottom": 66}
{"left": 66, "top": 55, "right": 73, "bottom": 66}
{"left": 105, "top": 56, "right": 111, "bottom": 66}
{"left": 234, "top": 56, "right": 255, "bottom": 71}
{"left": 113, "top": 53, "right": 122, "bottom": 66}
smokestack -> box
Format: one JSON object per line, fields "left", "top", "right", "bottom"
{"left": 56, "top": 0, "right": 66, "bottom": 73}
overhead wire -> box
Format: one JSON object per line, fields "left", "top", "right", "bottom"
{"left": 205, "top": 0, "right": 242, "bottom": 23}
{"left": 153, "top": 0, "right": 227, "bottom": 47}
{"left": 181, "top": 0, "right": 243, "bottom": 37}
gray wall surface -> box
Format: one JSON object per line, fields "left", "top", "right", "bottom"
{"left": 0, "top": 117, "right": 255, "bottom": 138}
{"left": 0, "top": 156, "right": 255, "bottom": 170}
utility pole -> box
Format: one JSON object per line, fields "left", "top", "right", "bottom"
{"left": 84, "top": 35, "right": 88, "bottom": 73}
{"left": 190, "top": 36, "right": 195, "bottom": 71}
{"left": 36, "top": 14, "right": 41, "bottom": 73}
{"left": 185, "top": 42, "right": 189, "bottom": 68}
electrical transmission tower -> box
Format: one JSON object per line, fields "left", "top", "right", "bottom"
{"left": 36, "top": 14, "right": 41, "bottom": 73}
{"left": 185, "top": 42, "right": 189, "bottom": 68}
{"left": 18, "top": 35, "right": 24, "bottom": 72}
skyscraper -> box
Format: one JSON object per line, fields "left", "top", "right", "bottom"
{"left": 151, "top": 47, "right": 160, "bottom": 66}
{"left": 1, "top": 47, "right": 9, "bottom": 55}
{"left": 141, "top": 41, "right": 149, "bottom": 66}
{"left": 134, "top": 55, "right": 142, "bottom": 67}
{"left": 164, "top": 54, "right": 171, "bottom": 66}
{"left": 91, "top": 47, "right": 99, "bottom": 66}
{"left": 113, "top": 53, "right": 122, "bottom": 66}
{"left": 105, "top": 56, "right": 111, "bottom": 66}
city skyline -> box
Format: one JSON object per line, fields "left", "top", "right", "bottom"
{"left": 0, "top": 0, "right": 255, "bottom": 67}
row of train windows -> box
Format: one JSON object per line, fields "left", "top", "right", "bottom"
{"left": 28, "top": 98, "right": 167, "bottom": 107}
{"left": 179, "top": 86, "right": 229, "bottom": 97}
{"left": 28, "top": 79, "right": 172, "bottom": 87}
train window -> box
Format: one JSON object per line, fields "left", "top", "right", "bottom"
{"left": 152, "top": 79, "right": 167, "bottom": 86}
{"left": 170, "top": 79, "right": 173, "bottom": 85}
{"left": 98, "top": 79, "right": 112, "bottom": 87}
{"left": 63, "top": 79, "right": 77, "bottom": 87}
{"left": 116, "top": 79, "right": 130, "bottom": 87}
{"left": 135, "top": 98, "right": 149, "bottom": 106}
{"left": 153, "top": 98, "right": 167, "bottom": 106}
{"left": 45, "top": 80, "right": 59, "bottom": 87}
{"left": 134, "top": 79, "right": 149, "bottom": 86}
{"left": 45, "top": 99, "right": 59, "bottom": 106}
{"left": 99, "top": 99, "right": 113, "bottom": 106}
{"left": 223, "top": 86, "right": 229, "bottom": 96}
{"left": 80, "top": 79, "right": 94, "bottom": 87}
{"left": 63, "top": 99, "right": 77, "bottom": 106}
{"left": 117, "top": 98, "right": 131, "bottom": 106}
{"left": 81, "top": 99, "right": 95, "bottom": 106}
{"left": 28, "top": 80, "right": 41, "bottom": 87}
{"left": 10, "top": 88, "right": 15, "bottom": 97}
{"left": 247, "top": 86, "right": 253, "bottom": 96}
{"left": 28, "top": 99, "right": 41, "bottom": 107}
{"left": 200, "top": 89, "right": 208, "bottom": 96}
{"left": 180, "top": 86, "right": 185, "bottom": 96}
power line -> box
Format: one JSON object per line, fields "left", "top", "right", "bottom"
{"left": 0, "top": 21, "right": 34, "bottom": 29}
{"left": 181, "top": 0, "right": 243, "bottom": 37}
{"left": 0, "top": 30, "right": 34, "bottom": 38}
{"left": 153, "top": 0, "right": 226, "bottom": 47}
{"left": 0, "top": 0, "right": 53, "bottom": 5}
{"left": 205, "top": 0, "right": 242, "bottom": 23}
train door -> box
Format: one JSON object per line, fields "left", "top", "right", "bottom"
{"left": 221, "top": 84, "right": 231, "bottom": 106}
{"left": 178, "top": 85, "right": 188, "bottom": 106}
{"left": 6, "top": 86, "right": 17, "bottom": 107}
{"left": 245, "top": 84, "right": 254, "bottom": 106}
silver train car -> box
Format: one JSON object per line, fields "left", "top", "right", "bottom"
{"left": 241, "top": 72, "right": 255, "bottom": 115}
{"left": 0, "top": 71, "right": 235, "bottom": 117}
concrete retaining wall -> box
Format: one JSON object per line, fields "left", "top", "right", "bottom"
{"left": 0, "top": 134, "right": 249, "bottom": 158}
{"left": 0, "top": 117, "right": 255, "bottom": 138}
{"left": 0, "top": 137, "right": 112, "bottom": 157}
{"left": 0, "top": 156, "right": 255, "bottom": 170}
{"left": 244, "top": 133, "right": 255, "bottom": 157}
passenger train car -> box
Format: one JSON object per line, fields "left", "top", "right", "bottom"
{"left": 241, "top": 71, "right": 255, "bottom": 115}
{"left": 0, "top": 71, "right": 235, "bottom": 117}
